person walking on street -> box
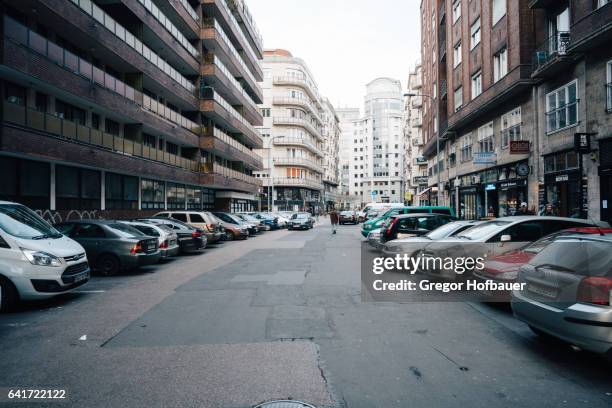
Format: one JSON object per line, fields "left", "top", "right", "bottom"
{"left": 329, "top": 209, "right": 339, "bottom": 234}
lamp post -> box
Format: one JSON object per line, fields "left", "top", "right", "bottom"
{"left": 404, "top": 92, "right": 442, "bottom": 205}
{"left": 268, "top": 136, "right": 285, "bottom": 212}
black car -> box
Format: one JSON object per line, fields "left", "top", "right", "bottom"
{"left": 138, "top": 218, "right": 207, "bottom": 253}
{"left": 288, "top": 213, "right": 315, "bottom": 230}
{"left": 380, "top": 213, "right": 456, "bottom": 243}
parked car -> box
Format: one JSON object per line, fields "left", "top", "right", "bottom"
{"left": 380, "top": 213, "right": 457, "bottom": 244}
{"left": 138, "top": 218, "right": 207, "bottom": 254}
{"left": 153, "top": 211, "right": 224, "bottom": 244}
{"left": 272, "top": 213, "right": 291, "bottom": 228}
{"left": 288, "top": 213, "right": 315, "bottom": 230}
{"left": 512, "top": 233, "right": 612, "bottom": 361}
{"left": 339, "top": 211, "right": 358, "bottom": 225}
{"left": 418, "top": 216, "right": 608, "bottom": 280}
{"left": 474, "top": 227, "right": 612, "bottom": 301}
{"left": 381, "top": 220, "right": 483, "bottom": 256}
{"left": 241, "top": 212, "right": 280, "bottom": 230}
{"left": 235, "top": 213, "right": 266, "bottom": 232}
{"left": 0, "top": 201, "right": 90, "bottom": 310}
{"left": 56, "top": 220, "right": 160, "bottom": 276}
{"left": 361, "top": 206, "right": 456, "bottom": 237}
{"left": 212, "top": 212, "right": 251, "bottom": 239}
{"left": 119, "top": 221, "right": 180, "bottom": 259}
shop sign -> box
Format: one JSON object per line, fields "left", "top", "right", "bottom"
{"left": 510, "top": 141, "right": 530, "bottom": 154}
{"left": 473, "top": 152, "right": 497, "bottom": 165}
{"left": 460, "top": 187, "right": 478, "bottom": 194}
{"left": 413, "top": 176, "right": 429, "bottom": 184}
{"left": 555, "top": 174, "right": 569, "bottom": 182}
{"left": 582, "top": 178, "right": 588, "bottom": 211}
{"left": 485, "top": 184, "right": 497, "bottom": 191}
{"left": 499, "top": 179, "right": 528, "bottom": 191}
{"left": 574, "top": 133, "right": 593, "bottom": 154}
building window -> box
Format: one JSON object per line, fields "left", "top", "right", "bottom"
{"left": 544, "top": 151, "right": 579, "bottom": 173}
{"left": 105, "top": 173, "right": 138, "bottom": 210}
{"left": 460, "top": 133, "right": 473, "bottom": 162}
{"left": 35, "top": 92, "right": 48, "bottom": 112}
{"left": 186, "top": 186, "right": 202, "bottom": 210}
{"left": 452, "top": 0, "right": 461, "bottom": 23}
{"left": 546, "top": 80, "right": 578, "bottom": 133}
{"left": 453, "top": 41, "right": 462, "bottom": 68}
{"left": 167, "top": 183, "right": 186, "bottom": 210}
{"left": 5, "top": 82, "right": 26, "bottom": 106}
{"left": 470, "top": 18, "right": 481, "bottom": 50}
{"left": 141, "top": 179, "right": 165, "bottom": 209}
{"left": 55, "top": 99, "right": 86, "bottom": 125}
{"left": 478, "top": 122, "right": 494, "bottom": 153}
{"left": 471, "top": 71, "right": 482, "bottom": 99}
{"left": 0, "top": 156, "right": 50, "bottom": 209}
{"left": 493, "top": 48, "right": 508, "bottom": 82}
{"left": 449, "top": 145, "right": 457, "bottom": 167}
{"left": 56, "top": 165, "right": 101, "bottom": 210}
{"left": 261, "top": 108, "right": 271, "bottom": 117}
{"left": 606, "top": 60, "right": 612, "bottom": 112}
{"left": 105, "top": 118, "right": 120, "bottom": 136}
{"left": 492, "top": 0, "right": 506, "bottom": 25}
{"left": 501, "top": 107, "right": 522, "bottom": 148}
{"left": 454, "top": 87, "right": 463, "bottom": 112}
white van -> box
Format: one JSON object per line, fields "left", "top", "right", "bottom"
{"left": 0, "top": 201, "right": 89, "bottom": 311}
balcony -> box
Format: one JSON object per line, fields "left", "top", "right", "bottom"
{"left": 226, "top": 0, "right": 264, "bottom": 57}
{"left": 201, "top": 19, "right": 263, "bottom": 102}
{"left": 569, "top": 3, "right": 612, "bottom": 52}
{"left": 273, "top": 157, "right": 324, "bottom": 174}
{"left": 411, "top": 115, "right": 423, "bottom": 128}
{"left": 264, "top": 178, "right": 324, "bottom": 191}
{"left": 272, "top": 96, "right": 323, "bottom": 124}
{"left": 272, "top": 136, "right": 323, "bottom": 157}
{"left": 411, "top": 96, "right": 423, "bottom": 108}
{"left": 2, "top": 102, "right": 199, "bottom": 173}
{"left": 200, "top": 163, "right": 261, "bottom": 193}
{"left": 528, "top": 0, "right": 563, "bottom": 8}
{"left": 200, "top": 87, "right": 263, "bottom": 149}
{"left": 412, "top": 137, "right": 423, "bottom": 146}
{"left": 440, "top": 79, "right": 448, "bottom": 99}
{"left": 273, "top": 117, "right": 324, "bottom": 141}
{"left": 532, "top": 31, "right": 574, "bottom": 78}
{"left": 273, "top": 76, "right": 321, "bottom": 105}
{"left": 200, "top": 128, "right": 263, "bottom": 170}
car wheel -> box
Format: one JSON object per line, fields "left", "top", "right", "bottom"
{"left": 96, "top": 254, "right": 121, "bottom": 276}
{"left": 0, "top": 277, "right": 19, "bottom": 312}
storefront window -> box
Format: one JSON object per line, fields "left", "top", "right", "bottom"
{"left": 186, "top": 186, "right": 202, "bottom": 210}
{"left": 56, "top": 165, "right": 101, "bottom": 210}
{"left": 0, "top": 156, "right": 50, "bottom": 209}
{"left": 141, "top": 179, "right": 165, "bottom": 210}
{"left": 167, "top": 183, "right": 186, "bottom": 210}
{"left": 105, "top": 173, "right": 138, "bottom": 209}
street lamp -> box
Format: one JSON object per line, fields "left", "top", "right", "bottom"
{"left": 268, "top": 136, "right": 285, "bottom": 212}
{"left": 404, "top": 92, "right": 442, "bottom": 205}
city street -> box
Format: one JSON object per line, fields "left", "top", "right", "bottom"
{"left": 1, "top": 220, "right": 610, "bottom": 408}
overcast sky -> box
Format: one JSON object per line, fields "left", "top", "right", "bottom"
{"left": 249, "top": 0, "right": 422, "bottom": 110}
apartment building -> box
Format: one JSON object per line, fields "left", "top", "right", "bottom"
{"left": 0, "top": 0, "right": 264, "bottom": 218}
{"left": 336, "top": 107, "right": 361, "bottom": 208}
{"left": 529, "top": 0, "right": 611, "bottom": 222}
{"left": 420, "top": 0, "right": 538, "bottom": 219}
{"left": 404, "top": 62, "right": 428, "bottom": 205}
{"left": 255, "top": 49, "right": 328, "bottom": 212}
{"left": 321, "top": 97, "right": 341, "bottom": 211}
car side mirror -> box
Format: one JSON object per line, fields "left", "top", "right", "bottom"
{"left": 500, "top": 234, "right": 512, "bottom": 243}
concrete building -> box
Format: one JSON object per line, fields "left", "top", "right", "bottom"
{"left": 529, "top": 0, "right": 611, "bottom": 222}
{"left": 321, "top": 97, "right": 341, "bottom": 210}
{"left": 420, "top": 0, "right": 538, "bottom": 218}
{"left": 255, "top": 49, "right": 331, "bottom": 212}
{"left": 403, "top": 62, "right": 427, "bottom": 205}
{"left": 336, "top": 107, "right": 361, "bottom": 208}
{"left": 0, "top": 0, "right": 265, "bottom": 217}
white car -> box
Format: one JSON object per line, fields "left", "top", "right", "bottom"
{"left": 0, "top": 201, "right": 89, "bottom": 310}
{"left": 418, "top": 216, "right": 607, "bottom": 280}
{"left": 272, "top": 213, "right": 290, "bottom": 228}
{"left": 119, "top": 221, "right": 180, "bottom": 258}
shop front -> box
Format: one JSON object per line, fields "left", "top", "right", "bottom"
{"left": 459, "top": 186, "right": 479, "bottom": 220}
{"left": 600, "top": 138, "right": 612, "bottom": 223}
{"left": 496, "top": 161, "right": 530, "bottom": 217}
{"left": 543, "top": 150, "right": 582, "bottom": 218}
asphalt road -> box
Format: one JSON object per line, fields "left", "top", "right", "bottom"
{"left": 0, "top": 219, "right": 611, "bottom": 408}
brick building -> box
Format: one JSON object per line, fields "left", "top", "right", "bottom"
{"left": 0, "top": 0, "right": 264, "bottom": 221}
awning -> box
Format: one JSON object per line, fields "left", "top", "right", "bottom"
{"left": 418, "top": 188, "right": 432, "bottom": 197}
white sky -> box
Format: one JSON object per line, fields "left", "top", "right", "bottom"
{"left": 249, "top": 0, "right": 422, "bottom": 110}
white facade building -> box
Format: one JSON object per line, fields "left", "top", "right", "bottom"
{"left": 404, "top": 63, "right": 427, "bottom": 205}
{"left": 337, "top": 107, "right": 361, "bottom": 208}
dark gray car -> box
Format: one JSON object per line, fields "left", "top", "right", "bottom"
{"left": 56, "top": 220, "right": 160, "bottom": 276}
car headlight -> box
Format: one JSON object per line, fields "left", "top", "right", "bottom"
{"left": 21, "top": 249, "right": 62, "bottom": 267}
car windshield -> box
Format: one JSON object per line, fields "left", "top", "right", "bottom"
{"left": 530, "top": 238, "right": 612, "bottom": 277}
{"left": 455, "top": 220, "right": 512, "bottom": 240}
{"left": 107, "top": 223, "right": 146, "bottom": 238}
{"left": 425, "top": 222, "right": 464, "bottom": 240}
{"left": 0, "top": 203, "right": 61, "bottom": 239}
{"left": 292, "top": 214, "right": 309, "bottom": 219}
{"left": 341, "top": 211, "right": 354, "bottom": 215}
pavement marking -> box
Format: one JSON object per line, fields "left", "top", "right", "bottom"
{"left": 79, "top": 335, "right": 87, "bottom": 341}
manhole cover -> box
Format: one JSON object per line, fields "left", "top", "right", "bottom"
{"left": 254, "top": 401, "right": 316, "bottom": 408}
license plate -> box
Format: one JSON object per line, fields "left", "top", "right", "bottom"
{"left": 527, "top": 283, "right": 557, "bottom": 298}
{"left": 148, "top": 244, "right": 155, "bottom": 251}
{"left": 74, "top": 272, "right": 89, "bottom": 283}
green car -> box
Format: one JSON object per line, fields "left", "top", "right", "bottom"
{"left": 360, "top": 206, "right": 456, "bottom": 237}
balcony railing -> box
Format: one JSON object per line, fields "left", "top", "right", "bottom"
{"left": 218, "top": 0, "right": 260, "bottom": 67}
{"left": 3, "top": 16, "right": 199, "bottom": 133}
{"left": 70, "top": 0, "right": 195, "bottom": 93}
{"left": 204, "top": 54, "right": 259, "bottom": 113}
{"left": 607, "top": 83, "right": 612, "bottom": 112}
{"left": 533, "top": 31, "right": 571, "bottom": 72}
{"left": 273, "top": 117, "right": 323, "bottom": 140}
{"left": 135, "top": 0, "right": 198, "bottom": 57}
{"left": 209, "top": 162, "right": 260, "bottom": 185}
{"left": 204, "top": 88, "right": 260, "bottom": 137}
{"left": 272, "top": 96, "right": 322, "bottom": 123}
{"left": 272, "top": 136, "right": 323, "bottom": 156}
{"left": 2, "top": 102, "right": 198, "bottom": 172}
{"left": 226, "top": 0, "right": 264, "bottom": 51}
{"left": 273, "top": 157, "right": 324, "bottom": 173}
{"left": 411, "top": 115, "right": 423, "bottom": 127}
{"left": 212, "top": 127, "right": 261, "bottom": 161}
{"left": 273, "top": 76, "right": 320, "bottom": 102}
{"left": 177, "top": 0, "right": 199, "bottom": 21}
{"left": 266, "top": 177, "right": 324, "bottom": 190}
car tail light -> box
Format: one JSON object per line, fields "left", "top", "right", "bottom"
{"left": 159, "top": 240, "right": 168, "bottom": 249}
{"left": 192, "top": 230, "right": 202, "bottom": 238}
{"left": 577, "top": 277, "right": 612, "bottom": 306}
{"left": 207, "top": 224, "right": 215, "bottom": 232}
{"left": 130, "top": 241, "right": 144, "bottom": 254}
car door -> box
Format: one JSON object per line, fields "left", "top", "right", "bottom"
{"left": 489, "top": 221, "right": 546, "bottom": 256}
{"left": 71, "top": 224, "right": 107, "bottom": 260}
{"left": 395, "top": 218, "right": 419, "bottom": 239}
